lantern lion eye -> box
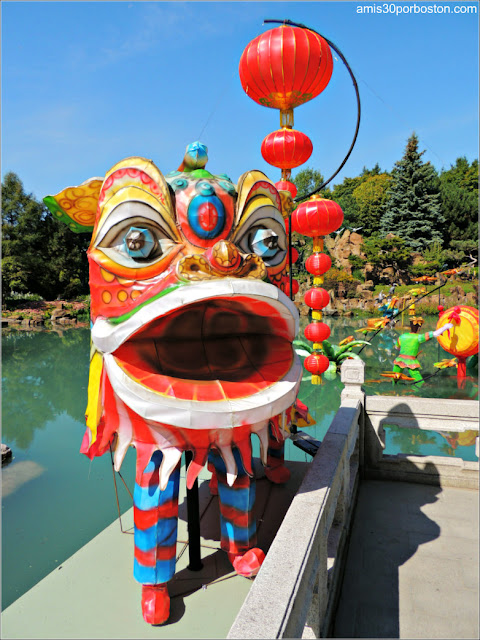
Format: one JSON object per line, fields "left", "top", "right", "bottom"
{"left": 236, "top": 219, "right": 287, "bottom": 267}
{"left": 98, "top": 219, "right": 176, "bottom": 268}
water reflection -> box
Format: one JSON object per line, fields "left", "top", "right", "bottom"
{"left": 2, "top": 328, "right": 90, "bottom": 449}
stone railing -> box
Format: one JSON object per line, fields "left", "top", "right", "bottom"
{"left": 364, "top": 394, "right": 479, "bottom": 488}
{"left": 228, "top": 359, "right": 364, "bottom": 639}
{"left": 228, "top": 358, "right": 479, "bottom": 638}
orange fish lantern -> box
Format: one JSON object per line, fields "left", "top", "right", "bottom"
{"left": 436, "top": 305, "right": 479, "bottom": 380}
{"left": 413, "top": 275, "right": 437, "bottom": 284}
{"left": 380, "top": 371, "right": 415, "bottom": 381}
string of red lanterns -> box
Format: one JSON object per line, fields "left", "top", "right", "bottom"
{"left": 239, "top": 23, "right": 344, "bottom": 383}
{"left": 292, "top": 196, "right": 344, "bottom": 383}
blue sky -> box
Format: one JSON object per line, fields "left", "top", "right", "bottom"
{"left": 2, "top": 1, "right": 478, "bottom": 201}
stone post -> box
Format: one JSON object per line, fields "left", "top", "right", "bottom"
{"left": 340, "top": 359, "right": 366, "bottom": 473}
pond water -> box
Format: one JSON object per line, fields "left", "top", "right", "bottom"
{"left": 2, "top": 316, "right": 478, "bottom": 609}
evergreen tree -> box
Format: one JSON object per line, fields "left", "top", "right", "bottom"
{"left": 381, "top": 133, "right": 444, "bottom": 251}
{"left": 439, "top": 157, "right": 478, "bottom": 262}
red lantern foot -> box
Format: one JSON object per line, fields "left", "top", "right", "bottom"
{"left": 290, "top": 247, "right": 299, "bottom": 264}
{"left": 304, "top": 322, "right": 331, "bottom": 343}
{"left": 261, "top": 129, "right": 313, "bottom": 169}
{"left": 304, "top": 353, "right": 330, "bottom": 384}
{"left": 275, "top": 180, "right": 298, "bottom": 199}
{"left": 305, "top": 252, "right": 331, "bottom": 276}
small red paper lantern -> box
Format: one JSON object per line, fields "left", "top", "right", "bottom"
{"left": 305, "top": 287, "right": 330, "bottom": 310}
{"left": 239, "top": 26, "right": 333, "bottom": 111}
{"left": 282, "top": 278, "right": 299, "bottom": 297}
{"left": 304, "top": 322, "right": 331, "bottom": 343}
{"left": 261, "top": 129, "right": 313, "bottom": 169}
{"left": 304, "top": 353, "right": 330, "bottom": 375}
{"left": 290, "top": 247, "right": 299, "bottom": 264}
{"left": 275, "top": 180, "right": 298, "bottom": 198}
{"left": 305, "top": 252, "right": 331, "bottom": 275}
{"left": 292, "top": 197, "right": 344, "bottom": 237}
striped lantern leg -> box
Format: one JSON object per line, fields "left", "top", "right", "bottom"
{"left": 208, "top": 447, "right": 257, "bottom": 557}
{"left": 133, "top": 450, "right": 180, "bottom": 585}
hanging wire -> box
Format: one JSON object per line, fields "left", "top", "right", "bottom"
{"left": 356, "top": 75, "right": 446, "bottom": 166}
{"left": 109, "top": 444, "right": 133, "bottom": 534}
{"left": 196, "top": 70, "right": 238, "bottom": 141}
{"left": 263, "top": 19, "right": 362, "bottom": 199}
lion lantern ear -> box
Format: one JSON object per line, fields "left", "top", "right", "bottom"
{"left": 235, "top": 169, "right": 282, "bottom": 227}
{"left": 43, "top": 177, "right": 104, "bottom": 234}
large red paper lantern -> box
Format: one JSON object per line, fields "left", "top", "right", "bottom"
{"left": 261, "top": 129, "right": 313, "bottom": 169}
{"left": 239, "top": 25, "right": 333, "bottom": 111}
{"left": 304, "top": 322, "right": 331, "bottom": 343}
{"left": 292, "top": 197, "right": 344, "bottom": 237}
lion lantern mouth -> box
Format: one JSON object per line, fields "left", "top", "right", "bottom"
{"left": 92, "top": 279, "right": 302, "bottom": 430}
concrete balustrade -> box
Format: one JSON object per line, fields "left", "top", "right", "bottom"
{"left": 228, "top": 360, "right": 364, "bottom": 639}
{"left": 228, "top": 358, "right": 479, "bottom": 638}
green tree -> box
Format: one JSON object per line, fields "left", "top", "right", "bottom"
{"left": 439, "top": 157, "right": 478, "bottom": 263}
{"left": 362, "top": 234, "right": 412, "bottom": 282}
{"left": 381, "top": 133, "right": 444, "bottom": 251}
{"left": 330, "top": 165, "right": 384, "bottom": 230}
{"left": 292, "top": 167, "right": 327, "bottom": 202}
{"left": 352, "top": 173, "right": 392, "bottom": 236}
{"left": 1, "top": 172, "right": 90, "bottom": 300}
{"left": 2, "top": 172, "right": 55, "bottom": 297}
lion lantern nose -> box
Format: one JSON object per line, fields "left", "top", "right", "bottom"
{"left": 205, "top": 240, "right": 242, "bottom": 273}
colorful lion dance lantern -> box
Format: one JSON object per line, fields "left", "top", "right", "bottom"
{"left": 44, "top": 142, "right": 309, "bottom": 624}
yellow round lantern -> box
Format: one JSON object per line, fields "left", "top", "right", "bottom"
{"left": 436, "top": 305, "right": 479, "bottom": 359}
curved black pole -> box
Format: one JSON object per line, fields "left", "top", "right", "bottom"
{"left": 263, "top": 19, "right": 362, "bottom": 200}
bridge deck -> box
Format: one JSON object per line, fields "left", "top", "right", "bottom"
{"left": 0, "top": 459, "right": 308, "bottom": 639}
{"left": 333, "top": 479, "right": 479, "bottom": 639}
{"left": 2, "top": 468, "right": 478, "bottom": 638}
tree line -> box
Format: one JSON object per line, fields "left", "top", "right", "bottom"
{"left": 2, "top": 172, "right": 90, "bottom": 300}
{"left": 292, "top": 133, "right": 478, "bottom": 282}
{"left": 1, "top": 132, "right": 478, "bottom": 301}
